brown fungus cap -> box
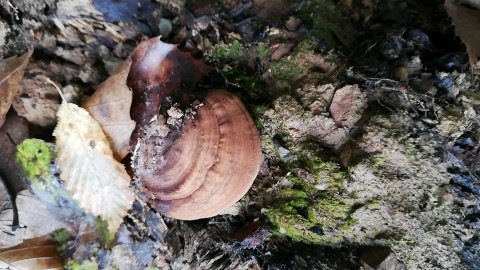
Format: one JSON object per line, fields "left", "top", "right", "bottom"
{"left": 127, "top": 37, "right": 211, "bottom": 145}
{"left": 143, "top": 90, "right": 262, "bottom": 220}
{"left": 129, "top": 38, "right": 262, "bottom": 220}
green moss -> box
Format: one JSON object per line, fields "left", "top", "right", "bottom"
{"left": 254, "top": 105, "right": 268, "bottom": 116}
{"left": 372, "top": 155, "right": 385, "bottom": 165}
{"left": 265, "top": 152, "right": 354, "bottom": 245}
{"left": 210, "top": 40, "right": 244, "bottom": 63}
{"left": 209, "top": 40, "right": 258, "bottom": 92}
{"left": 463, "top": 90, "right": 480, "bottom": 106}
{"left": 16, "top": 139, "right": 55, "bottom": 181}
{"left": 94, "top": 218, "right": 115, "bottom": 247}
{"left": 257, "top": 42, "right": 272, "bottom": 59}
{"left": 66, "top": 260, "right": 98, "bottom": 270}
{"left": 53, "top": 229, "right": 71, "bottom": 254}
{"left": 270, "top": 60, "right": 302, "bottom": 82}
{"left": 269, "top": 39, "right": 319, "bottom": 83}
{"left": 293, "top": 0, "right": 357, "bottom": 47}
{"left": 406, "top": 139, "right": 417, "bottom": 161}
{"left": 15, "top": 138, "right": 80, "bottom": 210}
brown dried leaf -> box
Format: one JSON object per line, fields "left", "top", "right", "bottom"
{"left": 12, "top": 74, "right": 60, "bottom": 127}
{"left": 0, "top": 235, "right": 63, "bottom": 270}
{"left": 0, "top": 178, "right": 8, "bottom": 213}
{"left": 445, "top": 0, "right": 480, "bottom": 67}
{"left": 0, "top": 110, "right": 29, "bottom": 199}
{"left": 53, "top": 101, "right": 134, "bottom": 233}
{"left": 0, "top": 189, "right": 69, "bottom": 248}
{"left": 83, "top": 60, "right": 135, "bottom": 160}
{"left": 0, "top": 50, "right": 33, "bottom": 127}
{"left": 329, "top": 85, "right": 366, "bottom": 129}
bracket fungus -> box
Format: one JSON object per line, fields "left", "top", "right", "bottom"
{"left": 128, "top": 38, "right": 262, "bottom": 220}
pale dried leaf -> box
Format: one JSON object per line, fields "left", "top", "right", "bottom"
{"left": 0, "top": 235, "right": 63, "bottom": 270}
{"left": 445, "top": 0, "right": 480, "bottom": 67}
{"left": 53, "top": 102, "right": 134, "bottom": 233}
{"left": 0, "top": 50, "right": 33, "bottom": 127}
{"left": 0, "top": 190, "right": 68, "bottom": 248}
{"left": 82, "top": 60, "right": 135, "bottom": 160}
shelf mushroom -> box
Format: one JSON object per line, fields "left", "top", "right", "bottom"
{"left": 128, "top": 38, "right": 262, "bottom": 220}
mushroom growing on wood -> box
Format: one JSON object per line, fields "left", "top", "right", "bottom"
{"left": 128, "top": 38, "right": 262, "bottom": 220}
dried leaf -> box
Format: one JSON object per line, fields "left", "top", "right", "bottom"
{"left": 0, "top": 178, "right": 8, "bottom": 212}
{"left": 0, "top": 190, "right": 69, "bottom": 248}
{"left": 0, "top": 50, "right": 33, "bottom": 127}
{"left": 0, "top": 110, "right": 29, "bottom": 229}
{"left": 0, "top": 110, "right": 29, "bottom": 197}
{"left": 82, "top": 60, "right": 135, "bottom": 160}
{"left": 445, "top": 0, "right": 480, "bottom": 67}
{"left": 12, "top": 74, "right": 61, "bottom": 127}
{"left": 0, "top": 235, "right": 63, "bottom": 270}
{"left": 329, "top": 85, "right": 366, "bottom": 129}
{"left": 53, "top": 102, "right": 134, "bottom": 233}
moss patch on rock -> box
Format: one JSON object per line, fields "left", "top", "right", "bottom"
{"left": 208, "top": 39, "right": 259, "bottom": 95}
{"left": 265, "top": 145, "right": 355, "bottom": 245}
{"left": 66, "top": 260, "right": 98, "bottom": 270}
{"left": 293, "top": 0, "right": 358, "bottom": 48}
{"left": 16, "top": 138, "right": 55, "bottom": 182}
{"left": 207, "top": 36, "right": 339, "bottom": 99}
{"left": 15, "top": 138, "right": 85, "bottom": 222}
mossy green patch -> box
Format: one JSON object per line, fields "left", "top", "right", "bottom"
{"left": 94, "top": 218, "right": 115, "bottom": 248}
{"left": 257, "top": 42, "right": 272, "bottom": 59}
{"left": 210, "top": 40, "right": 244, "bottom": 63}
{"left": 293, "top": 0, "right": 357, "bottom": 48}
{"left": 15, "top": 139, "right": 70, "bottom": 202}
{"left": 270, "top": 60, "right": 302, "bottom": 82}
{"left": 371, "top": 155, "right": 385, "bottom": 165}
{"left": 405, "top": 139, "right": 417, "bottom": 161}
{"left": 53, "top": 229, "right": 72, "bottom": 254}
{"left": 269, "top": 40, "right": 316, "bottom": 82}
{"left": 266, "top": 149, "right": 355, "bottom": 245}
{"left": 16, "top": 138, "right": 55, "bottom": 181}
{"left": 210, "top": 40, "right": 258, "bottom": 94}
{"left": 66, "top": 260, "right": 98, "bottom": 270}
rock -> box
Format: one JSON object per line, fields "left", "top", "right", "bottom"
{"left": 329, "top": 85, "right": 366, "bottom": 129}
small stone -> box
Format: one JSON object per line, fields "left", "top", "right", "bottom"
{"left": 308, "top": 225, "right": 324, "bottom": 236}
{"left": 158, "top": 18, "right": 172, "bottom": 38}
{"left": 285, "top": 17, "right": 302, "bottom": 31}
